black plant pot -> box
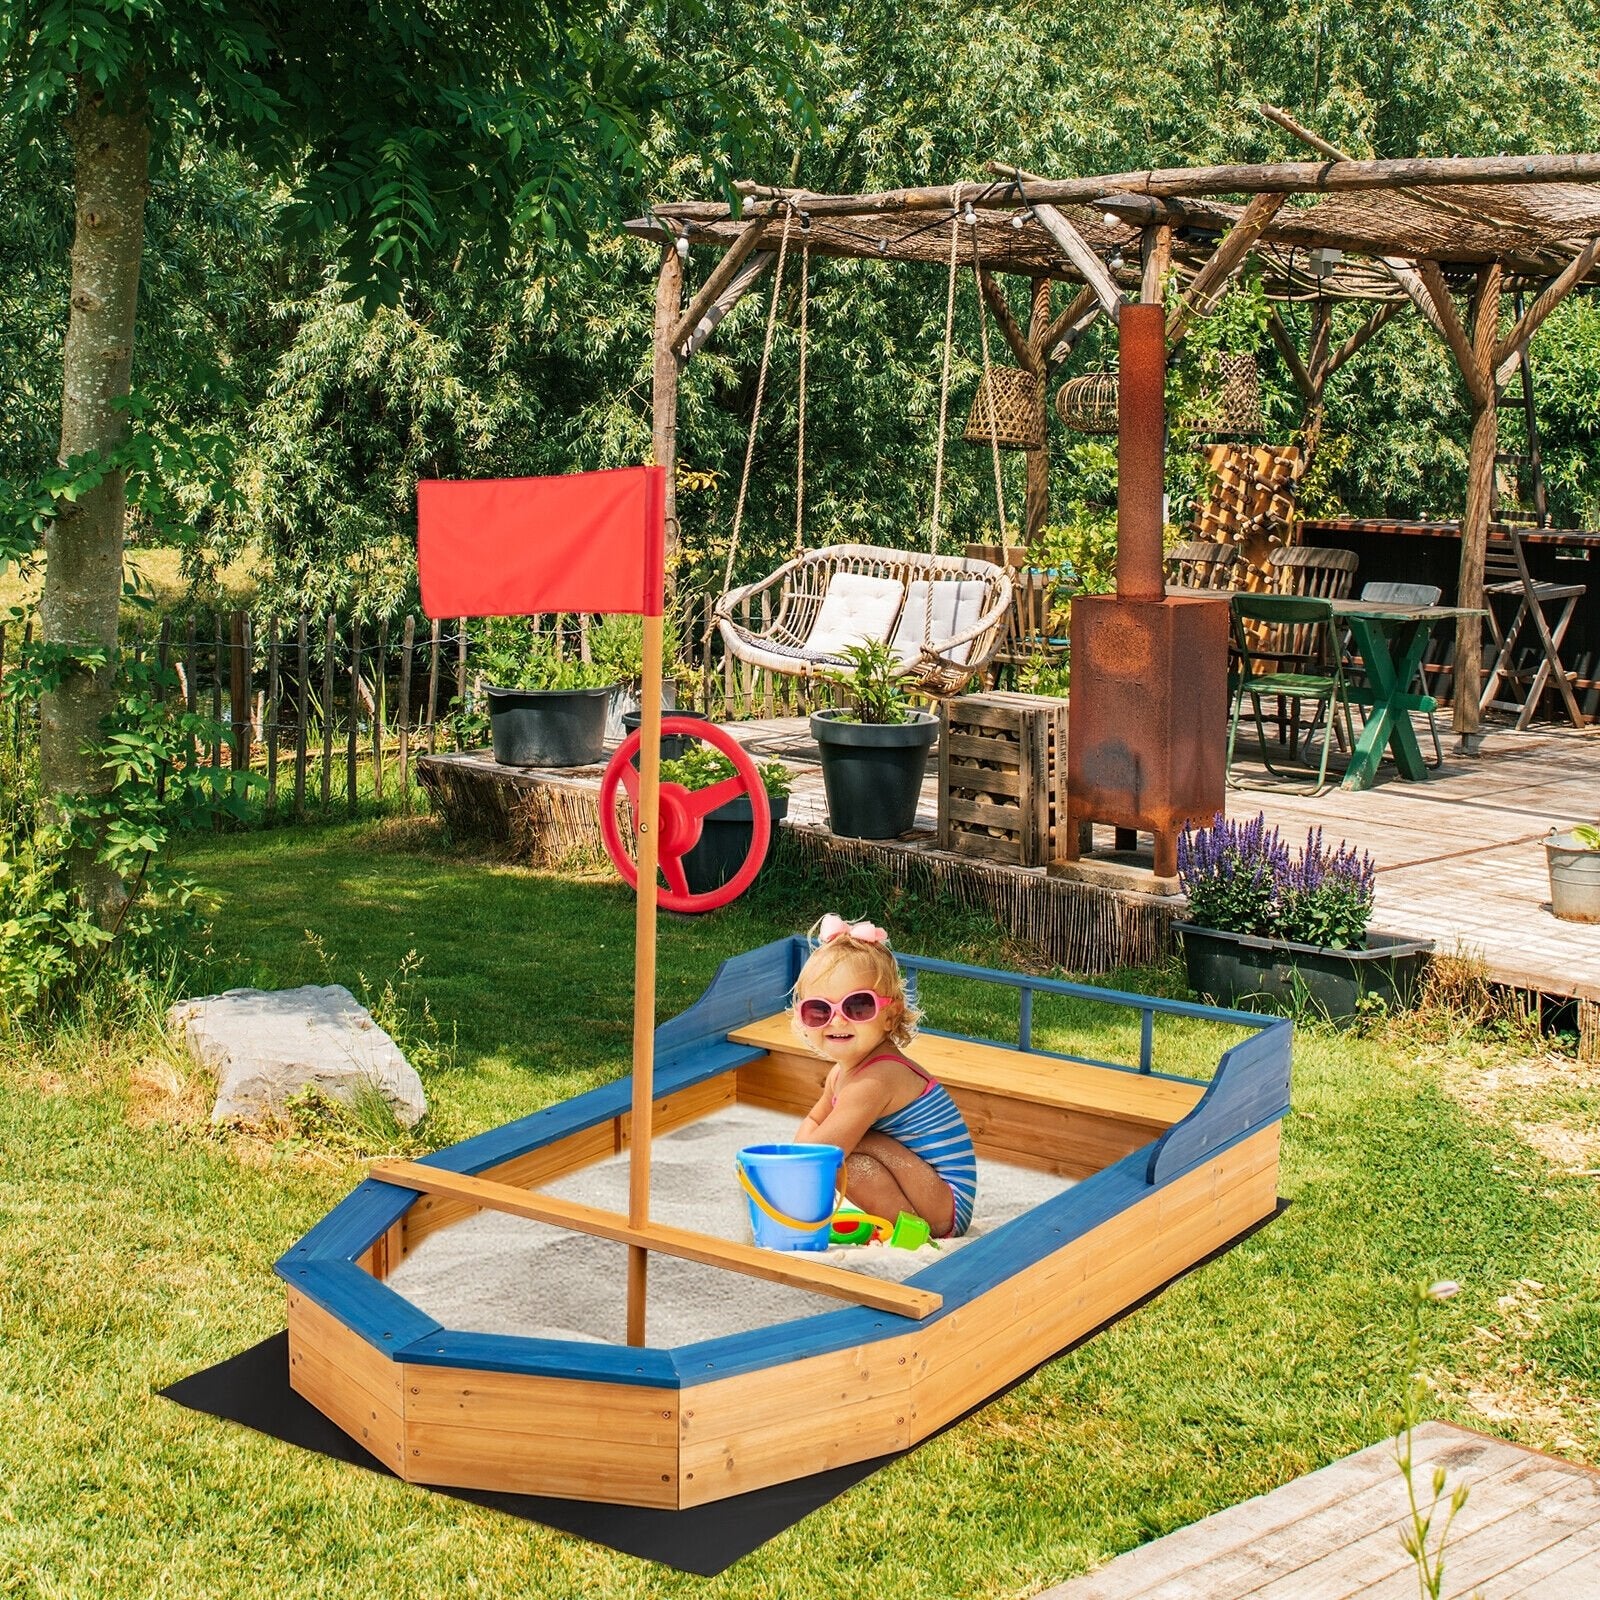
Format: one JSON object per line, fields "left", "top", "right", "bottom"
{"left": 809, "top": 710, "right": 939, "bottom": 840}
{"left": 681, "top": 795, "right": 788, "bottom": 896}
{"left": 1174, "top": 922, "right": 1435, "bottom": 1024}
{"left": 622, "top": 708, "right": 711, "bottom": 768}
{"left": 487, "top": 685, "right": 617, "bottom": 768}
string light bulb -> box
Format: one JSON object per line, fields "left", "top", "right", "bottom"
{"left": 674, "top": 233, "right": 690, "bottom": 259}
{"left": 963, "top": 201, "right": 978, "bottom": 226}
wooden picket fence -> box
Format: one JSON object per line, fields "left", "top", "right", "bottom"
{"left": 0, "top": 602, "right": 840, "bottom": 822}
{"left": 121, "top": 609, "right": 470, "bottom": 818}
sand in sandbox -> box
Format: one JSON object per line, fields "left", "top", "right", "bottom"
{"left": 386, "top": 1103, "right": 1075, "bottom": 1348}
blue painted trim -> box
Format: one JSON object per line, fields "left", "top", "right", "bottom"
{"left": 654, "top": 938, "right": 801, "bottom": 1070}
{"left": 407, "top": 1040, "right": 765, "bottom": 1179}
{"left": 1146, "top": 1018, "right": 1292, "bottom": 1185}
{"left": 915, "top": 1027, "right": 1203, "bottom": 1087}
{"left": 277, "top": 1179, "right": 415, "bottom": 1272}
{"left": 280, "top": 1259, "right": 441, "bottom": 1355}
{"left": 397, "top": 1328, "right": 681, "bottom": 1389}
{"left": 897, "top": 950, "right": 1274, "bottom": 1030}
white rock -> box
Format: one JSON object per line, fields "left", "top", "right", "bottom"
{"left": 167, "top": 984, "right": 427, "bottom": 1127}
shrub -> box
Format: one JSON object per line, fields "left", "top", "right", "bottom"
{"left": 829, "top": 640, "right": 914, "bottom": 725}
{"left": 660, "top": 743, "right": 791, "bottom": 798}
{"left": 0, "top": 648, "right": 243, "bottom": 1026}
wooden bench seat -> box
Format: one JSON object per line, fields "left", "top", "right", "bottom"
{"left": 728, "top": 1014, "right": 1208, "bottom": 1179}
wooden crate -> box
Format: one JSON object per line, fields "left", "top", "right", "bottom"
{"left": 937, "top": 691, "right": 1068, "bottom": 866}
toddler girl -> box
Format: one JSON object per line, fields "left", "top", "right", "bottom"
{"left": 792, "top": 914, "right": 976, "bottom": 1238}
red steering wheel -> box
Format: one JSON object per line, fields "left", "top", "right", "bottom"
{"left": 599, "top": 717, "right": 772, "bottom": 914}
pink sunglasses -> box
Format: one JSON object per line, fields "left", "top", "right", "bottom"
{"left": 797, "top": 990, "right": 895, "bottom": 1029}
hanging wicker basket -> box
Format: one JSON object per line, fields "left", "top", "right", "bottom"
{"left": 1053, "top": 371, "right": 1119, "bottom": 435}
{"left": 1184, "top": 352, "right": 1262, "bottom": 437}
{"left": 964, "top": 367, "right": 1046, "bottom": 450}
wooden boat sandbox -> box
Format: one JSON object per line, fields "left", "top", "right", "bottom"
{"left": 277, "top": 936, "right": 1291, "bottom": 1508}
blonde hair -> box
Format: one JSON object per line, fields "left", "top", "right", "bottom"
{"left": 792, "top": 920, "right": 920, "bottom": 1050}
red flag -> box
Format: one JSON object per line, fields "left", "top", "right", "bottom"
{"left": 417, "top": 467, "right": 665, "bottom": 619}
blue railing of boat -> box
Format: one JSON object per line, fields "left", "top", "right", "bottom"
{"left": 894, "top": 948, "right": 1272, "bottom": 1080}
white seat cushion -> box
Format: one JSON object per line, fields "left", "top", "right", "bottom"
{"left": 891, "top": 580, "right": 988, "bottom": 666}
{"left": 804, "top": 572, "right": 906, "bottom": 659}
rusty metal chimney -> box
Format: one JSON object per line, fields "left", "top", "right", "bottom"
{"left": 1116, "top": 303, "right": 1167, "bottom": 603}
{"left": 1057, "top": 302, "right": 1229, "bottom": 886}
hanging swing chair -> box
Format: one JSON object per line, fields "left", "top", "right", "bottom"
{"left": 713, "top": 193, "right": 1016, "bottom": 699}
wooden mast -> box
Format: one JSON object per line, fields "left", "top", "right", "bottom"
{"left": 625, "top": 243, "right": 682, "bottom": 1347}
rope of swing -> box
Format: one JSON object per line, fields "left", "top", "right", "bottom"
{"left": 722, "top": 203, "right": 796, "bottom": 596}
{"left": 927, "top": 184, "right": 962, "bottom": 570}
{"left": 795, "top": 239, "right": 808, "bottom": 558}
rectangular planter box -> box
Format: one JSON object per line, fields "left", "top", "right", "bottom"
{"left": 1175, "top": 922, "right": 1435, "bottom": 1024}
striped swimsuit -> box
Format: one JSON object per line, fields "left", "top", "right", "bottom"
{"left": 842, "top": 1052, "right": 977, "bottom": 1236}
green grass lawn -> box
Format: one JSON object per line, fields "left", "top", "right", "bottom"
{"left": 3, "top": 817, "right": 1598, "bottom": 1598}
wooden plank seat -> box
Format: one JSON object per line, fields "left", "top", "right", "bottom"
{"left": 728, "top": 1013, "right": 1207, "bottom": 1129}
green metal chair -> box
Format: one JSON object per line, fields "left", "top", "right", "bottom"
{"left": 1227, "top": 592, "right": 1354, "bottom": 796}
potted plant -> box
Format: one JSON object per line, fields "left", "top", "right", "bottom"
{"left": 809, "top": 641, "right": 939, "bottom": 840}
{"left": 477, "top": 620, "right": 620, "bottom": 768}
{"left": 621, "top": 706, "right": 710, "bottom": 765}
{"left": 1173, "top": 812, "right": 1434, "bottom": 1023}
{"left": 587, "top": 613, "right": 689, "bottom": 741}
{"left": 1547, "top": 822, "right": 1600, "bottom": 923}
{"left": 659, "top": 744, "right": 793, "bottom": 895}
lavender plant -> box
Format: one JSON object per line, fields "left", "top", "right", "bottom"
{"left": 1276, "top": 827, "right": 1376, "bottom": 950}
{"left": 1177, "top": 812, "right": 1290, "bottom": 937}
{"left": 1178, "top": 813, "right": 1377, "bottom": 948}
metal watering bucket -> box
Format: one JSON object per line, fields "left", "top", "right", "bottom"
{"left": 1547, "top": 829, "right": 1600, "bottom": 924}
{"left": 735, "top": 1143, "right": 843, "bottom": 1251}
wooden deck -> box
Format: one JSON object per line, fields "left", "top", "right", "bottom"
{"left": 730, "top": 714, "right": 1600, "bottom": 1004}
{"left": 1040, "top": 1422, "right": 1600, "bottom": 1598}
{"left": 418, "top": 714, "right": 1600, "bottom": 1005}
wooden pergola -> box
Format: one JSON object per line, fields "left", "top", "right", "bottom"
{"left": 628, "top": 114, "right": 1600, "bottom": 738}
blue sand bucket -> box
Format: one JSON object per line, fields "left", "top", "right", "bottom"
{"left": 736, "top": 1143, "right": 843, "bottom": 1251}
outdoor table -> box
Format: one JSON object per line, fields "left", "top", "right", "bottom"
{"left": 1166, "top": 589, "right": 1482, "bottom": 790}
{"left": 1332, "top": 596, "right": 1481, "bottom": 789}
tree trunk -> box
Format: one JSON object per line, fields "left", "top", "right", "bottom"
{"left": 652, "top": 244, "right": 684, "bottom": 573}
{"left": 40, "top": 82, "right": 150, "bottom": 922}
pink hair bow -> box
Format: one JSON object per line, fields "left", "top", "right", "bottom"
{"left": 819, "top": 913, "right": 889, "bottom": 945}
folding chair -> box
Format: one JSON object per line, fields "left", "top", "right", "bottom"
{"left": 1478, "top": 527, "right": 1587, "bottom": 729}
{"left": 1352, "top": 580, "right": 1444, "bottom": 768}
{"left": 1227, "top": 593, "right": 1354, "bottom": 796}
{"left": 1259, "top": 545, "right": 1359, "bottom": 754}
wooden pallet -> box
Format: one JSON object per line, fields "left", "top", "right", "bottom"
{"left": 937, "top": 691, "right": 1069, "bottom": 866}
